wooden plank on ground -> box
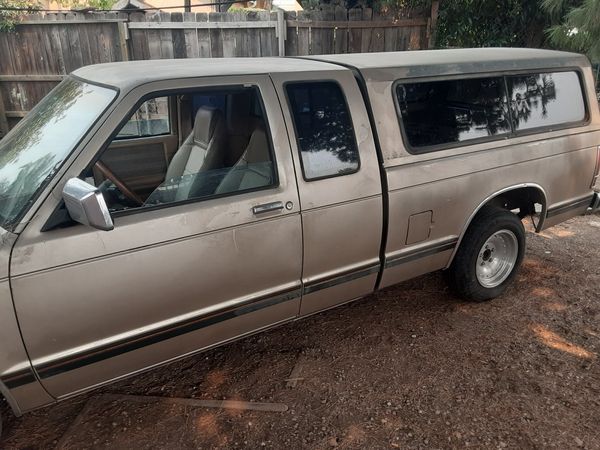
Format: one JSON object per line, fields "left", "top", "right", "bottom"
{"left": 286, "top": 355, "right": 306, "bottom": 388}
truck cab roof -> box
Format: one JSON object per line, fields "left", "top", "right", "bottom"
{"left": 72, "top": 57, "right": 345, "bottom": 91}
{"left": 73, "top": 48, "right": 590, "bottom": 92}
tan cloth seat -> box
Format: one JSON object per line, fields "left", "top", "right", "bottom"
{"left": 215, "top": 126, "right": 273, "bottom": 195}
{"left": 163, "top": 107, "right": 226, "bottom": 201}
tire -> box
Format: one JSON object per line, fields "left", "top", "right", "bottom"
{"left": 446, "top": 206, "right": 525, "bottom": 301}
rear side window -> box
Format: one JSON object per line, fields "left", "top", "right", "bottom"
{"left": 506, "top": 71, "right": 585, "bottom": 131}
{"left": 286, "top": 81, "right": 360, "bottom": 180}
{"left": 396, "top": 70, "right": 587, "bottom": 153}
{"left": 396, "top": 77, "right": 511, "bottom": 150}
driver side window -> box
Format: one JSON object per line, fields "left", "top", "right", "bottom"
{"left": 83, "top": 87, "right": 277, "bottom": 213}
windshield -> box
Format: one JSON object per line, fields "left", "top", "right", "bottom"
{"left": 0, "top": 78, "right": 116, "bottom": 231}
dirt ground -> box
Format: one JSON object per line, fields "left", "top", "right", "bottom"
{"left": 1, "top": 214, "right": 599, "bottom": 450}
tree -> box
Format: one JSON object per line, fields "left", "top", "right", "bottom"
{"left": 542, "top": 0, "right": 600, "bottom": 62}
{"left": 1, "top": 0, "right": 114, "bottom": 30}
{"left": 0, "top": 0, "right": 40, "bottom": 30}
{"left": 435, "top": 0, "right": 550, "bottom": 48}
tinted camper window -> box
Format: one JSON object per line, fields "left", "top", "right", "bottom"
{"left": 506, "top": 71, "right": 585, "bottom": 131}
{"left": 396, "top": 77, "right": 511, "bottom": 151}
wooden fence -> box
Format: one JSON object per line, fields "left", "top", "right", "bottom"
{"left": 0, "top": 3, "right": 439, "bottom": 135}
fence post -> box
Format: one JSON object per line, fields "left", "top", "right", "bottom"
{"left": 428, "top": 0, "right": 439, "bottom": 48}
{"left": 276, "top": 8, "right": 286, "bottom": 56}
{"left": 0, "top": 91, "right": 8, "bottom": 137}
{"left": 118, "top": 21, "right": 131, "bottom": 61}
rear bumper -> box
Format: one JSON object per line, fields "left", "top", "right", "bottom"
{"left": 587, "top": 191, "right": 600, "bottom": 214}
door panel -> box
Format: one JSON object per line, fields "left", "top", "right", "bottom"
{"left": 10, "top": 75, "right": 302, "bottom": 397}
{"left": 272, "top": 71, "right": 383, "bottom": 316}
{"left": 12, "top": 215, "right": 301, "bottom": 395}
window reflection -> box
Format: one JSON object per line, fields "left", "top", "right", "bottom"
{"left": 286, "top": 82, "right": 360, "bottom": 180}
{"left": 507, "top": 71, "right": 585, "bottom": 131}
{"left": 116, "top": 97, "right": 170, "bottom": 139}
{"left": 0, "top": 78, "right": 115, "bottom": 230}
{"left": 397, "top": 77, "right": 511, "bottom": 150}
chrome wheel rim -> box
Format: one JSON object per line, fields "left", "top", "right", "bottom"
{"left": 476, "top": 229, "right": 519, "bottom": 288}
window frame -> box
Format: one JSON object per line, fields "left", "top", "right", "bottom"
{"left": 87, "top": 84, "right": 280, "bottom": 219}
{"left": 284, "top": 79, "right": 362, "bottom": 182}
{"left": 393, "top": 67, "right": 591, "bottom": 155}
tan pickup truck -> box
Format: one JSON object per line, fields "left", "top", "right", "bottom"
{"left": 0, "top": 48, "right": 598, "bottom": 427}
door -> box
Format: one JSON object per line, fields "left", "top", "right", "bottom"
{"left": 10, "top": 75, "right": 302, "bottom": 398}
{"left": 272, "top": 71, "right": 383, "bottom": 316}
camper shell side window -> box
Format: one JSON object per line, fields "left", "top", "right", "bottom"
{"left": 394, "top": 69, "right": 589, "bottom": 154}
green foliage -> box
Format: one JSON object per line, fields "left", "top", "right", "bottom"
{"left": 55, "top": 0, "right": 115, "bottom": 9}
{"left": 372, "top": 0, "right": 429, "bottom": 14}
{"left": 435, "top": 0, "right": 549, "bottom": 48}
{"left": 0, "top": 0, "right": 40, "bottom": 31}
{"left": 542, "top": 0, "right": 600, "bottom": 62}
{"left": 0, "top": 0, "right": 114, "bottom": 30}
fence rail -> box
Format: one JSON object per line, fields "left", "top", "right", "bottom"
{"left": 0, "top": 3, "right": 438, "bottom": 135}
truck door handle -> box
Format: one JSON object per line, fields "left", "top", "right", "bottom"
{"left": 252, "top": 201, "right": 284, "bottom": 215}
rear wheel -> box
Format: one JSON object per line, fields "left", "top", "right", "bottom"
{"left": 446, "top": 206, "right": 525, "bottom": 301}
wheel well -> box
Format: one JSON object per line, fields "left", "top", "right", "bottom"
{"left": 483, "top": 186, "right": 546, "bottom": 225}
{"left": 446, "top": 185, "right": 546, "bottom": 269}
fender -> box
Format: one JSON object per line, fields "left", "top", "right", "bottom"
{"left": 445, "top": 183, "right": 548, "bottom": 269}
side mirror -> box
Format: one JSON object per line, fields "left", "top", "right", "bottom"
{"left": 62, "top": 178, "right": 114, "bottom": 231}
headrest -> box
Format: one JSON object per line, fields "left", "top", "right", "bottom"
{"left": 226, "top": 92, "right": 252, "bottom": 135}
{"left": 242, "top": 126, "right": 270, "bottom": 164}
{"left": 193, "top": 107, "right": 223, "bottom": 147}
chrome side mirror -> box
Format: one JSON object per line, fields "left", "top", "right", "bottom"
{"left": 62, "top": 178, "right": 114, "bottom": 231}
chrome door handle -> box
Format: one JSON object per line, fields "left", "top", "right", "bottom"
{"left": 252, "top": 201, "right": 284, "bottom": 215}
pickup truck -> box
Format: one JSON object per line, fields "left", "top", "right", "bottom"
{"left": 0, "top": 48, "right": 598, "bottom": 427}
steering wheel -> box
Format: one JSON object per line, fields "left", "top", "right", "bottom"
{"left": 94, "top": 161, "right": 144, "bottom": 206}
